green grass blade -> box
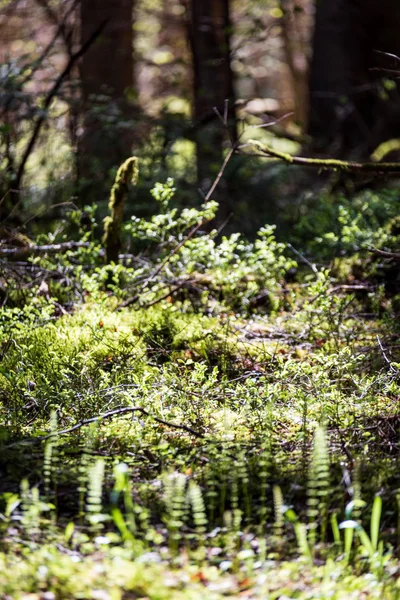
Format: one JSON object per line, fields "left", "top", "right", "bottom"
{"left": 370, "top": 495, "right": 382, "bottom": 552}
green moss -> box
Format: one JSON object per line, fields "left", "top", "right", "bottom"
{"left": 103, "top": 156, "right": 139, "bottom": 263}
{"left": 2, "top": 209, "right": 400, "bottom": 598}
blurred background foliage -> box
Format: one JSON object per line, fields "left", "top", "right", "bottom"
{"left": 1, "top": 0, "right": 400, "bottom": 242}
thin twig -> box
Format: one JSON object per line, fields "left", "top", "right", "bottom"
{"left": 1, "top": 194, "right": 23, "bottom": 224}
{"left": 327, "top": 284, "right": 372, "bottom": 294}
{"left": 35, "top": 0, "right": 79, "bottom": 55}
{"left": 118, "top": 109, "right": 294, "bottom": 310}
{"left": 373, "top": 49, "right": 400, "bottom": 63}
{"left": 0, "top": 190, "right": 11, "bottom": 207}
{"left": 247, "top": 111, "right": 294, "bottom": 131}
{"left": 23, "top": 0, "right": 79, "bottom": 84}
{"left": 214, "top": 211, "right": 233, "bottom": 236}
{"left": 371, "top": 247, "right": 400, "bottom": 260}
{"left": 377, "top": 335, "right": 396, "bottom": 372}
{"left": 0, "top": 0, "right": 78, "bottom": 201}
{"left": 205, "top": 146, "right": 235, "bottom": 201}
{"left": 286, "top": 242, "right": 318, "bottom": 275}
{"left": 0, "top": 241, "right": 90, "bottom": 259}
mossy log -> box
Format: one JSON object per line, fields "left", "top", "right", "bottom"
{"left": 248, "top": 139, "right": 400, "bottom": 173}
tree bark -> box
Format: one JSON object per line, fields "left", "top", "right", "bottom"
{"left": 188, "top": 0, "right": 236, "bottom": 220}
{"left": 279, "top": 0, "right": 310, "bottom": 130}
{"left": 78, "top": 0, "right": 135, "bottom": 204}
{"left": 307, "top": 0, "right": 400, "bottom": 159}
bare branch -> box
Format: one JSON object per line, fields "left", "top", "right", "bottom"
{"left": 286, "top": 242, "right": 317, "bottom": 275}
{"left": 376, "top": 335, "right": 397, "bottom": 372}
{"left": 140, "top": 279, "right": 192, "bottom": 309}
{"left": 370, "top": 247, "right": 400, "bottom": 260}
{"left": 0, "top": 241, "right": 91, "bottom": 260}
{"left": 7, "top": 406, "right": 204, "bottom": 447}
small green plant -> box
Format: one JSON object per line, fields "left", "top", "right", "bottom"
{"left": 339, "top": 495, "right": 386, "bottom": 569}
{"left": 122, "top": 177, "right": 295, "bottom": 314}
{"left": 110, "top": 462, "right": 137, "bottom": 543}
{"left": 86, "top": 458, "right": 107, "bottom": 531}
{"left": 163, "top": 471, "right": 187, "bottom": 555}
{"left": 293, "top": 188, "right": 400, "bottom": 260}
{"left": 2, "top": 161, "right": 400, "bottom": 599}
{"left": 307, "top": 425, "right": 330, "bottom": 545}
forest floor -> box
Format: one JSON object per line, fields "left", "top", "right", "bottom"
{"left": 1, "top": 283, "right": 400, "bottom": 598}
{"left": 2, "top": 180, "right": 400, "bottom": 597}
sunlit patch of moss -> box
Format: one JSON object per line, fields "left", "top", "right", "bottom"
{"left": 1, "top": 254, "right": 400, "bottom": 595}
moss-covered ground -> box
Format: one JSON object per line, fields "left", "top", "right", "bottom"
{"left": 0, "top": 279, "right": 400, "bottom": 598}
{"left": 2, "top": 181, "right": 400, "bottom": 597}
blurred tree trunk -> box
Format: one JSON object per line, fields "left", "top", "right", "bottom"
{"left": 279, "top": 0, "right": 310, "bottom": 130}
{"left": 78, "top": 0, "right": 135, "bottom": 204}
{"left": 307, "top": 0, "right": 351, "bottom": 155}
{"left": 188, "top": 0, "right": 236, "bottom": 220}
{"left": 307, "top": 0, "right": 400, "bottom": 159}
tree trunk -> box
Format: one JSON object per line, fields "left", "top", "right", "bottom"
{"left": 279, "top": 0, "right": 310, "bottom": 130}
{"left": 78, "top": 0, "right": 135, "bottom": 204}
{"left": 307, "top": 0, "right": 400, "bottom": 159}
{"left": 188, "top": 0, "right": 236, "bottom": 220}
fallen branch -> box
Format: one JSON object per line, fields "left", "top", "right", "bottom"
{"left": 327, "top": 284, "right": 373, "bottom": 294}
{"left": 0, "top": 241, "right": 91, "bottom": 260}
{"left": 244, "top": 139, "right": 400, "bottom": 174}
{"left": 371, "top": 247, "right": 400, "bottom": 260}
{"left": 7, "top": 406, "right": 204, "bottom": 447}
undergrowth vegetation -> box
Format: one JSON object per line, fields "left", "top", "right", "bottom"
{"left": 1, "top": 178, "right": 400, "bottom": 598}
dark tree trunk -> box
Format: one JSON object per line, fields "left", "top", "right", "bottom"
{"left": 307, "top": 0, "right": 353, "bottom": 155}
{"left": 78, "top": 0, "right": 135, "bottom": 204}
{"left": 279, "top": 0, "right": 310, "bottom": 130}
{"left": 307, "top": 0, "right": 400, "bottom": 159}
{"left": 188, "top": 0, "right": 236, "bottom": 220}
